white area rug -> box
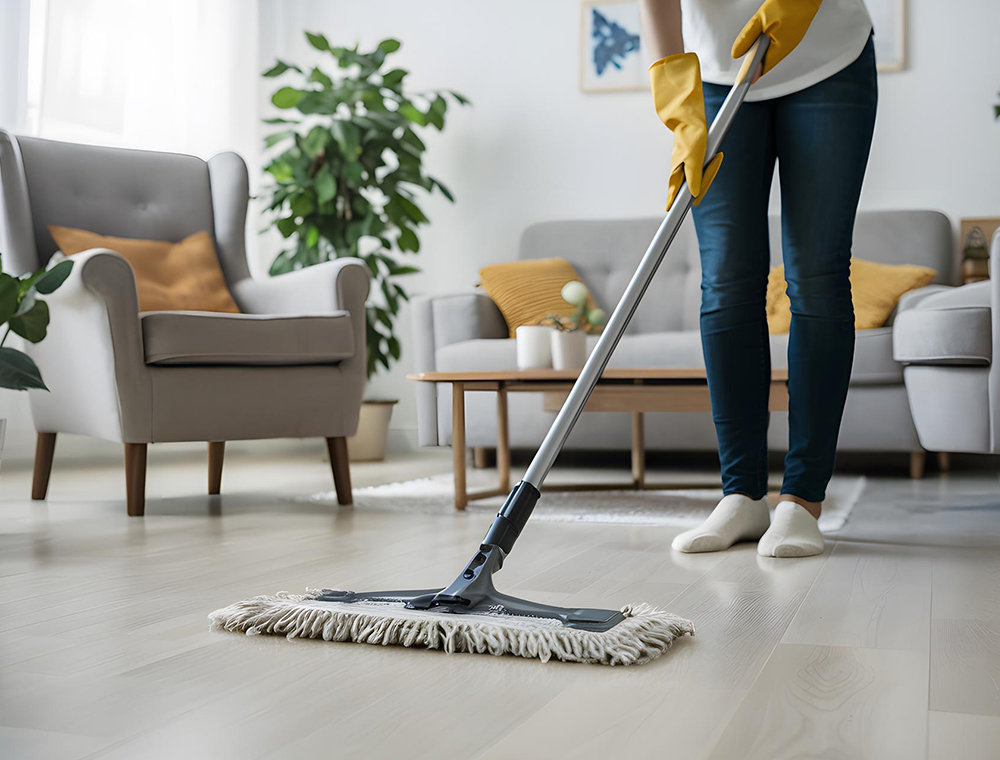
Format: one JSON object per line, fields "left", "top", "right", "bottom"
{"left": 307, "top": 472, "right": 864, "bottom": 533}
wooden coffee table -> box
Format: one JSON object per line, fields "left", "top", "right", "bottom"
{"left": 407, "top": 368, "right": 789, "bottom": 510}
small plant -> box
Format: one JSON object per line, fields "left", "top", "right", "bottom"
{"left": 0, "top": 255, "right": 73, "bottom": 390}
{"left": 546, "top": 281, "right": 607, "bottom": 333}
{"left": 261, "top": 32, "right": 469, "bottom": 378}
{"left": 995, "top": 90, "right": 1000, "bottom": 120}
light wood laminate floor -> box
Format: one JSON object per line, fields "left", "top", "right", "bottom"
{"left": 2, "top": 446, "right": 999, "bottom": 759}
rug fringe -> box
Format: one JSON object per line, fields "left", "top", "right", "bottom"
{"left": 210, "top": 590, "right": 694, "bottom": 666}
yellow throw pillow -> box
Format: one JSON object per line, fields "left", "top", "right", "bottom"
{"left": 49, "top": 226, "right": 241, "bottom": 314}
{"left": 766, "top": 258, "right": 936, "bottom": 333}
{"left": 479, "top": 258, "right": 598, "bottom": 338}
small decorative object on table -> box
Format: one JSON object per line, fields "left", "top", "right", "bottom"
{"left": 515, "top": 325, "right": 553, "bottom": 370}
{"left": 546, "top": 281, "right": 606, "bottom": 370}
{"left": 0, "top": 253, "right": 74, "bottom": 471}
{"left": 959, "top": 217, "right": 999, "bottom": 284}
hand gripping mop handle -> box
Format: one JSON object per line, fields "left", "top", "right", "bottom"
{"left": 481, "top": 36, "right": 771, "bottom": 559}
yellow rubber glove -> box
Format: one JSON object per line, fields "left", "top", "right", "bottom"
{"left": 732, "top": 0, "right": 823, "bottom": 75}
{"left": 648, "top": 52, "right": 724, "bottom": 211}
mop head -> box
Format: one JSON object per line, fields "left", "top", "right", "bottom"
{"left": 209, "top": 589, "right": 694, "bottom": 666}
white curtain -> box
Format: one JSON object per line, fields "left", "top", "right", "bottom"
{"left": 27, "top": 0, "right": 259, "bottom": 162}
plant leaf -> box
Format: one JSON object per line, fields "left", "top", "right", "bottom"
{"left": 382, "top": 69, "right": 407, "bottom": 88}
{"left": 398, "top": 103, "right": 427, "bottom": 126}
{"left": 328, "top": 120, "right": 361, "bottom": 159}
{"left": 430, "top": 177, "right": 454, "bottom": 202}
{"left": 264, "top": 129, "right": 295, "bottom": 148}
{"left": 378, "top": 38, "right": 401, "bottom": 54}
{"left": 271, "top": 87, "right": 305, "bottom": 109}
{"left": 276, "top": 216, "right": 297, "bottom": 238}
{"left": 0, "top": 347, "right": 47, "bottom": 391}
{"left": 315, "top": 168, "right": 337, "bottom": 205}
{"left": 10, "top": 300, "right": 49, "bottom": 343}
{"left": 397, "top": 225, "right": 419, "bottom": 253}
{"left": 306, "top": 31, "right": 330, "bottom": 51}
{"left": 308, "top": 66, "right": 333, "bottom": 89}
{"left": 14, "top": 288, "right": 35, "bottom": 317}
{"left": 305, "top": 225, "right": 320, "bottom": 248}
{"left": 0, "top": 273, "right": 20, "bottom": 324}
{"left": 34, "top": 260, "right": 73, "bottom": 295}
{"left": 449, "top": 90, "right": 471, "bottom": 105}
{"left": 397, "top": 195, "right": 428, "bottom": 224}
{"left": 263, "top": 60, "right": 301, "bottom": 77}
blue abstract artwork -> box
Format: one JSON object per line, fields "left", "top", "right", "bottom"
{"left": 591, "top": 8, "right": 640, "bottom": 77}
{"left": 581, "top": 1, "right": 645, "bottom": 92}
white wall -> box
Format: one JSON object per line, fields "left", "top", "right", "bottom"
{"left": 259, "top": 0, "right": 1000, "bottom": 440}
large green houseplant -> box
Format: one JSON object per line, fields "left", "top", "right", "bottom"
{"left": 261, "top": 32, "right": 468, "bottom": 459}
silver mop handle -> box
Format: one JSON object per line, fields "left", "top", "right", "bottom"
{"left": 521, "top": 36, "right": 770, "bottom": 490}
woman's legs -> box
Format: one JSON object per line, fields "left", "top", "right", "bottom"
{"left": 692, "top": 86, "right": 776, "bottom": 501}
{"left": 773, "top": 36, "right": 878, "bottom": 506}
{"left": 673, "top": 86, "right": 776, "bottom": 554}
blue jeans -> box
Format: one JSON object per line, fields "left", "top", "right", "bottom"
{"left": 692, "top": 36, "right": 877, "bottom": 503}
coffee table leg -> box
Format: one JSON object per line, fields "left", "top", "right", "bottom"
{"left": 452, "top": 382, "right": 467, "bottom": 510}
{"left": 631, "top": 410, "right": 645, "bottom": 488}
{"left": 496, "top": 384, "right": 510, "bottom": 492}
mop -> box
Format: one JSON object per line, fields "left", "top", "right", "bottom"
{"left": 210, "top": 37, "right": 769, "bottom": 666}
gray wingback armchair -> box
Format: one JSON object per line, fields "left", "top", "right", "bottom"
{"left": 0, "top": 130, "right": 370, "bottom": 515}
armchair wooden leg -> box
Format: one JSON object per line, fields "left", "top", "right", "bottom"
{"left": 124, "top": 443, "right": 147, "bottom": 517}
{"left": 32, "top": 433, "right": 57, "bottom": 500}
{"left": 208, "top": 441, "right": 225, "bottom": 495}
{"left": 325, "top": 437, "right": 353, "bottom": 505}
{"left": 936, "top": 451, "right": 951, "bottom": 472}
{"left": 909, "top": 451, "right": 926, "bottom": 480}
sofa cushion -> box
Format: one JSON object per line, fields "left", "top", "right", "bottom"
{"left": 893, "top": 307, "right": 991, "bottom": 366}
{"left": 437, "top": 327, "right": 901, "bottom": 384}
{"left": 141, "top": 311, "right": 354, "bottom": 366}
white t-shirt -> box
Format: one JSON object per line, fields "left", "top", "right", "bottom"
{"left": 681, "top": 0, "right": 873, "bottom": 100}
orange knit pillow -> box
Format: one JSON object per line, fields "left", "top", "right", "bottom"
{"left": 49, "top": 226, "right": 240, "bottom": 313}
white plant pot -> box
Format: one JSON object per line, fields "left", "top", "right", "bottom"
{"left": 347, "top": 400, "right": 396, "bottom": 462}
{"left": 515, "top": 325, "right": 553, "bottom": 370}
{"left": 550, "top": 330, "right": 587, "bottom": 371}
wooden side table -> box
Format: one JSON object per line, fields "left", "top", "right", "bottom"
{"left": 408, "top": 368, "right": 790, "bottom": 510}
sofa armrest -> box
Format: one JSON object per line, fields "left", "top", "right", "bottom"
{"left": 896, "top": 284, "right": 955, "bottom": 314}
{"left": 411, "top": 291, "right": 506, "bottom": 446}
{"left": 26, "top": 248, "right": 152, "bottom": 442}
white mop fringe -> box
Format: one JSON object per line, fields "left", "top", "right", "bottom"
{"left": 209, "top": 589, "right": 694, "bottom": 666}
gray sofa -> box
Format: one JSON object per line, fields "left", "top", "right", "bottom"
{"left": 413, "top": 211, "right": 955, "bottom": 469}
{"left": 894, "top": 228, "right": 999, "bottom": 454}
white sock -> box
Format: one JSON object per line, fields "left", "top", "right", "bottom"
{"left": 671, "top": 494, "right": 771, "bottom": 553}
{"left": 757, "top": 501, "right": 825, "bottom": 558}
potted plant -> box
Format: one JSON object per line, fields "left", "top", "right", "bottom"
{"left": 547, "top": 281, "right": 606, "bottom": 370}
{"left": 261, "top": 32, "right": 468, "bottom": 461}
{"left": 0, "top": 254, "right": 73, "bottom": 465}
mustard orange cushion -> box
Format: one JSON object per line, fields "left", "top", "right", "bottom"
{"left": 49, "top": 226, "right": 240, "bottom": 313}
{"left": 479, "top": 258, "right": 598, "bottom": 338}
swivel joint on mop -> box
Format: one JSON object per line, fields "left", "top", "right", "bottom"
{"left": 480, "top": 480, "right": 541, "bottom": 556}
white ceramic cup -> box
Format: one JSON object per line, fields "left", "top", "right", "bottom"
{"left": 515, "top": 325, "right": 553, "bottom": 370}
{"left": 550, "top": 330, "right": 587, "bottom": 371}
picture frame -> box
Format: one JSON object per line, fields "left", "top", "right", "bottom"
{"left": 580, "top": 0, "right": 646, "bottom": 94}
{"left": 867, "top": 0, "right": 906, "bottom": 73}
